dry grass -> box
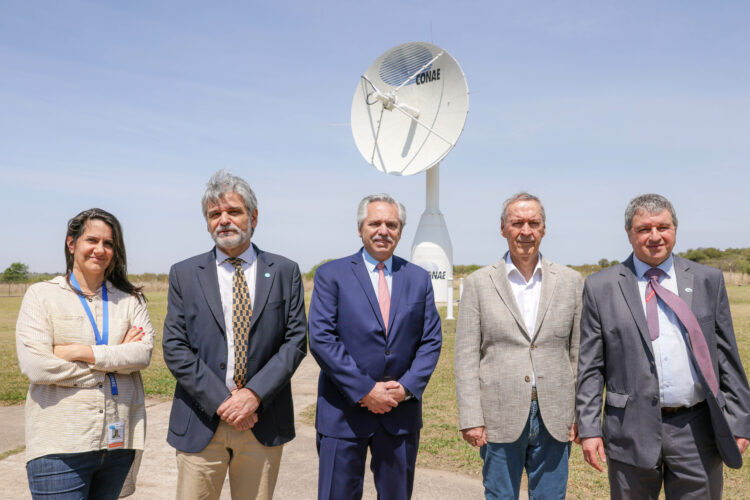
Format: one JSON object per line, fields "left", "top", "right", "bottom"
{"left": 0, "top": 297, "right": 25, "bottom": 404}
{"left": 3, "top": 284, "right": 749, "bottom": 496}
{"left": 0, "top": 292, "right": 175, "bottom": 404}
{"left": 417, "top": 286, "right": 750, "bottom": 497}
{"left": 416, "top": 312, "right": 483, "bottom": 474}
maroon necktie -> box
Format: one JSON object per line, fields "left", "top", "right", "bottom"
{"left": 644, "top": 267, "right": 719, "bottom": 396}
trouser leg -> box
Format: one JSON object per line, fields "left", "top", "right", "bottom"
{"left": 369, "top": 427, "right": 419, "bottom": 500}
{"left": 316, "top": 432, "right": 368, "bottom": 500}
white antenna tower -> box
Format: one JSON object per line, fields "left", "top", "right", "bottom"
{"left": 351, "top": 42, "right": 469, "bottom": 303}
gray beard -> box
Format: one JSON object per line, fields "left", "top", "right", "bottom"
{"left": 212, "top": 226, "right": 250, "bottom": 252}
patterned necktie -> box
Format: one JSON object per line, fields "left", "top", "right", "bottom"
{"left": 228, "top": 257, "right": 252, "bottom": 388}
{"left": 644, "top": 267, "right": 719, "bottom": 396}
{"left": 376, "top": 262, "right": 390, "bottom": 335}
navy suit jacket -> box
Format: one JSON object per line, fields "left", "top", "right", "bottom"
{"left": 577, "top": 254, "right": 750, "bottom": 469}
{"left": 163, "top": 245, "right": 307, "bottom": 452}
{"left": 308, "top": 250, "right": 442, "bottom": 438}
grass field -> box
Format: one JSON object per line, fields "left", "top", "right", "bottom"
{"left": 418, "top": 288, "right": 750, "bottom": 499}
{"left": 2, "top": 286, "right": 749, "bottom": 497}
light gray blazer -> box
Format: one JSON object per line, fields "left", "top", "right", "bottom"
{"left": 455, "top": 256, "right": 583, "bottom": 443}
{"left": 576, "top": 254, "right": 750, "bottom": 469}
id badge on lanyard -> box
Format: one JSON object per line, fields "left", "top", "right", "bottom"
{"left": 70, "top": 274, "right": 124, "bottom": 448}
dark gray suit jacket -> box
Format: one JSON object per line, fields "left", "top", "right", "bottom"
{"left": 163, "top": 245, "right": 307, "bottom": 452}
{"left": 576, "top": 254, "right": 750, "bottom": 469}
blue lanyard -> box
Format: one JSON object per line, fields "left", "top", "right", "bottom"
{"left": 70, "top": 274, "right": 109, "bottom": 345}
{"left": 69, "top": 274, "right": 117, "bottom": 395}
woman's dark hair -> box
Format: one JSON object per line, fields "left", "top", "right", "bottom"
{"left": 65, "top": 208, "right": 143, "bottom": 298}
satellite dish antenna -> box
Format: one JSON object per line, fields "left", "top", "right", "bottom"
{"left": 351, "top": 41, "right": 469, "bottom": 302}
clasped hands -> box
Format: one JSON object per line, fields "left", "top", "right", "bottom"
{"left": 217, "top": 387, "right": 261, "bottom": 431}
{"left": 359, "top": 381, "right": 407, "bottom": 414}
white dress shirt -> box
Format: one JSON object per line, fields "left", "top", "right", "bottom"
{"left": 216, "top": 245, "right": 257, "bottom": 390}
{"left": 505, "top": 252, "right": 543, "bottom": 386}
{"left": 362, "top": 248, "right": 393, "bottom": 297}
{"left": 633, "top": 254, "right": 703, "bottom": 407}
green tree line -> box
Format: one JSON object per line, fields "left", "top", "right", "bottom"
{"left": 5, "top": 248, "right": 750, "bottom": 284}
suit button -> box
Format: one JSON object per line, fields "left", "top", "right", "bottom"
{"left": 385, "top": 350, "right": 391, "bottom": 355}
{"left": 652, "top": 396, "right": 659, "bottom": 405}
{"left": 525, "top": 376, "right": 531, "bottom": 382}
{"left": 220, "top": 362, "right": 226, "bottom": 370}
{"left": 530, "top": 344, "right": 536, "bottom": 350}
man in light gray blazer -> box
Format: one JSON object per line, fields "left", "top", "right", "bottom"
{"left": 455, "top": 192, "right": 583, "bottom": 500}
{"left": 576, "top": 193, "right": 750, "bottom": 499}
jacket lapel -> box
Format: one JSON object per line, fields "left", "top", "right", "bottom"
{"left": 252, "top": 245, "right": 275, "bottom": 328}
{"left": 197, "top": 249, "right": 226, "bottom": 335}
{"left": 350, "top": 252, "right": 385, "bottom": 331}
{"left": 386, "top": 256, "right": 404, "bottom": 339}
{"left": 674, "top": 256, "right": 695, "bottom": 310}
{"left": 532, "top": 257, "right": 558, "bottom": 340}
{"left": 489, "top": 258, "right": 530, "bottom": 340}
{"left": 618, "top": 255, "right": 653, "bottom": 357}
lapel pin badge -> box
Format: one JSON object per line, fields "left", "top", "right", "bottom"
{"left": 264, "top": 272, "right": 271, "bottom": 278}
{"left": 685, "top": 288, "right": 693, "bottom": 293}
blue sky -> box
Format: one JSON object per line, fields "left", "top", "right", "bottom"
{"left": 2, "top": 1, "right": 749, "bottom": 274}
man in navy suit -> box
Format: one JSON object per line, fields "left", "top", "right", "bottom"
{"left": 308, "top": 193, "right": 442, "bottom": 500}
{"left": 163, "top": 171, "right": 307, "bottom": 500}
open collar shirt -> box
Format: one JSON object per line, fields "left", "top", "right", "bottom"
{"left": 505, "top": 252, "right": 543, "bottom": 386}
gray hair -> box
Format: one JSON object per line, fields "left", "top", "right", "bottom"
{"left": 500, "top": 191, "right": 546, "bottom": 226}
{"left": 356, "top": 194, "right": 406, "bottom": 230}
{"left": 624, "top": 193, "right": 678, "bottom": 230}
{"left": 201, "top": 170, "right": 258, "bottom": 228}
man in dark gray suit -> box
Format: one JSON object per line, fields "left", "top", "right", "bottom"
{"left": 576, "top": 193, "right": 750, "bottom": 499}
{"left": 163, "top": 171, "right": 307, "bottom": 500}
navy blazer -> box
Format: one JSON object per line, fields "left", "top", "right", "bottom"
{"left": 163, "top": 245, "right": 307, "bottom": 452}
{"left": 308, "top": 250, "right": 442, "bottom": 438}
{"left": 577, "top": 254, "right": 750, "bottom": 469}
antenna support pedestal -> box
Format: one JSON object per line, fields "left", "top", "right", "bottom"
{"left": 411, "top": 164, "right": 453, "bottom": 303}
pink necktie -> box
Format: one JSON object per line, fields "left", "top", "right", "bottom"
{"left": 376, "top": 262, "right": 390, "bottom": 334}
{"left": 645, "top": 267, "right": 719, "bottom": 396}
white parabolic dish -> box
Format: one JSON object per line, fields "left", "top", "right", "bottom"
{"left": 351, "top": 42, "right": 469, "bottom": 176}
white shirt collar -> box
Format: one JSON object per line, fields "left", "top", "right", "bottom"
{"left": 216, "top": 244, "right": 256, "bottom": 266}
{"left": 633, "top": 254, "right": 674, "bottom": 280}
{"left": 505, "top": 252, "right": 543, "bottom": 284}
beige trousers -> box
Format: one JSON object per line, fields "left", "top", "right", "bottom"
{"left": 175, "top": 421, "right": 283, "bottom": 500}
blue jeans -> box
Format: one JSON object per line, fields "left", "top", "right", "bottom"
{"left": 480, "top": 400, "right": 570, "bottom": 500}
{"left": 26, "top": 449, "right": 135, "bottom": 500}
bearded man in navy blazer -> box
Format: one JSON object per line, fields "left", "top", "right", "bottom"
{"left": 163, "top": 171, "right": 307, "bottom": 500}
{"left": 308, "top": 193, "right": 442, "bottom": 500}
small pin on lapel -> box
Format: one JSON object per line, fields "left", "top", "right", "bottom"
{"left": 685, "top": 288, "right": 693, "bottom": 293}
{"left": 265, "top": 273, "right": 271, "bottom": 278}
